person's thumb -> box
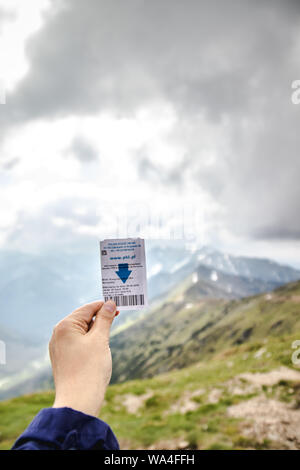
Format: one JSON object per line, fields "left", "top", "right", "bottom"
{"left": 91, "top": 300, "right": 117, "bottom": 340}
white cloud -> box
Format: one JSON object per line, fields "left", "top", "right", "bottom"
{"left": 1, "top": 0, "right": 300, "bottom": 266}
{"left": 0, "top": 102, "right": 219, "bottom": 251}
{"left": 0, "top": 0, "right": 51, "bottom": 92}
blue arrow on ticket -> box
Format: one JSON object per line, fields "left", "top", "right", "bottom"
{"left": 116, "top": 263, "right": 132, "bottom": 283}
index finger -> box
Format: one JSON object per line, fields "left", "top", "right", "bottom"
{"left": 68, "top": 300, "right": 104, "bottom": 325}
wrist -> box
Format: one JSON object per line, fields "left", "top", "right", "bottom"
{"left": 53, "top": 397, "right": 102, "bottom": 417}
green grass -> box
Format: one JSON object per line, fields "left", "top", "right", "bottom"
{"left": 0, "top": 392, "right": 54, "bottom": 450}
{"left": 2, "top": 281, "right": 300, "bottom": 449}
{"left": 1, "top": 331, "right": 300, "bottom": 450}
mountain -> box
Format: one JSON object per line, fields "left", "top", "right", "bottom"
{"left": 147, "top": 244, "right": 300, "bottom": 299}
{"left": 194, "top": 246, "right": 300, "bottom": 283}
{"left": 110, "top": 279, "right": 300, "bottom": 383}
{"left": 185, "top": 263, "right": 280, "bottom": 299}
{"left": 0, "top": 249, "right": 103, "bottom": 341}
{"left": 2, "top": 299, "right": 300, "bottom": 449}
{"left": 1, "top": 254, "right": 300, "bottom": 448}
{"left": 0, "top": 244, "right": 299, "bottom": 399}
{"left": 0, "top": 244, "right": 299, "bottom": 341}
{"left": 115, "top": 244, "right": 300, "bottom": 330}
{"left": 0, "top": 324, "right": 51, "bottom": 400}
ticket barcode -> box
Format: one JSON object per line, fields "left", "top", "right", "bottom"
{"left": 104, "top": 294, "right": 145, "bottom": 306}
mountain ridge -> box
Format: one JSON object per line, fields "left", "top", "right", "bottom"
{"left": 110, "top": 278, "right": 300, "bottom": 383}
{"left": 0, "top": 245, "right": 299, "bottom": 399}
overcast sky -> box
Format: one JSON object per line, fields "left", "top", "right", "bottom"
{"left": 0, "top": 0, "right": 300, "bottom": 266}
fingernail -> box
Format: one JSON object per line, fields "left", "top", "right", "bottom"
{"left": 115, "top": 310, "right": 120, "bottom": 317}
{"left": 104, "top": 300, "right": 116, "bottom": 313}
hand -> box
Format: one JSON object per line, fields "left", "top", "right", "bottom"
{"left": 49, "top": 300, "right": 117, "bottom": 417}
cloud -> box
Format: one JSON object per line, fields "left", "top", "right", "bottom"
{"left": 1, "top": 157, "right": 20, "bottom": 170}
{"left": 5, "top": 195, "right": 102, "bottom": 251}
{"left": 1, "top": 0, "right": 300, "bottom": 251}
{"left": 4, "top": 0, "right": 299, "bottom": 120}
{"left": 137, "top": 147, "right": 191, "bottom": 188}
{"left": 67, "top": 136, "right": 98, "bottom": 163}
{"left": 0, "top": 6, "right": 16, "bottom": 30}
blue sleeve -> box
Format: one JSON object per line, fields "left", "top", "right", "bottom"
{"left": 11, "top": 407, "right": 119, "bottom": 450}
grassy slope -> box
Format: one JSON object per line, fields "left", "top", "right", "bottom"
{"left": 111, "top": 280, "right": 300, "bottom": 382}
{"left": 1, "top": 331, "right": 300, "bottom": 450}
{"left": 1, "top": 281, "right": 300, "bottom": 450}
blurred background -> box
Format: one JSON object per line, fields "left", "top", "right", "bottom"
{"left": 0, "top": 0, "right": 300, "bottom": 450}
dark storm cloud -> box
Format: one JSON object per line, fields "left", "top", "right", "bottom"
{"left": 1, "top": 0, "right": 300, "bottom": 240}
{"left": 5, "top": 0, "right": 296, "bottom": 121}
{"left": 67, "top": 136, "right": 98, "bottom": 163}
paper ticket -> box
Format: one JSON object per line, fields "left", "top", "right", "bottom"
{"left": 100, "top": 238, "right": 148, "bottom": 310}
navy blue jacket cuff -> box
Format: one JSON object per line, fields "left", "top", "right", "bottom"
{"left": 11, "top": 407, "right": 119, "bottom": 450}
